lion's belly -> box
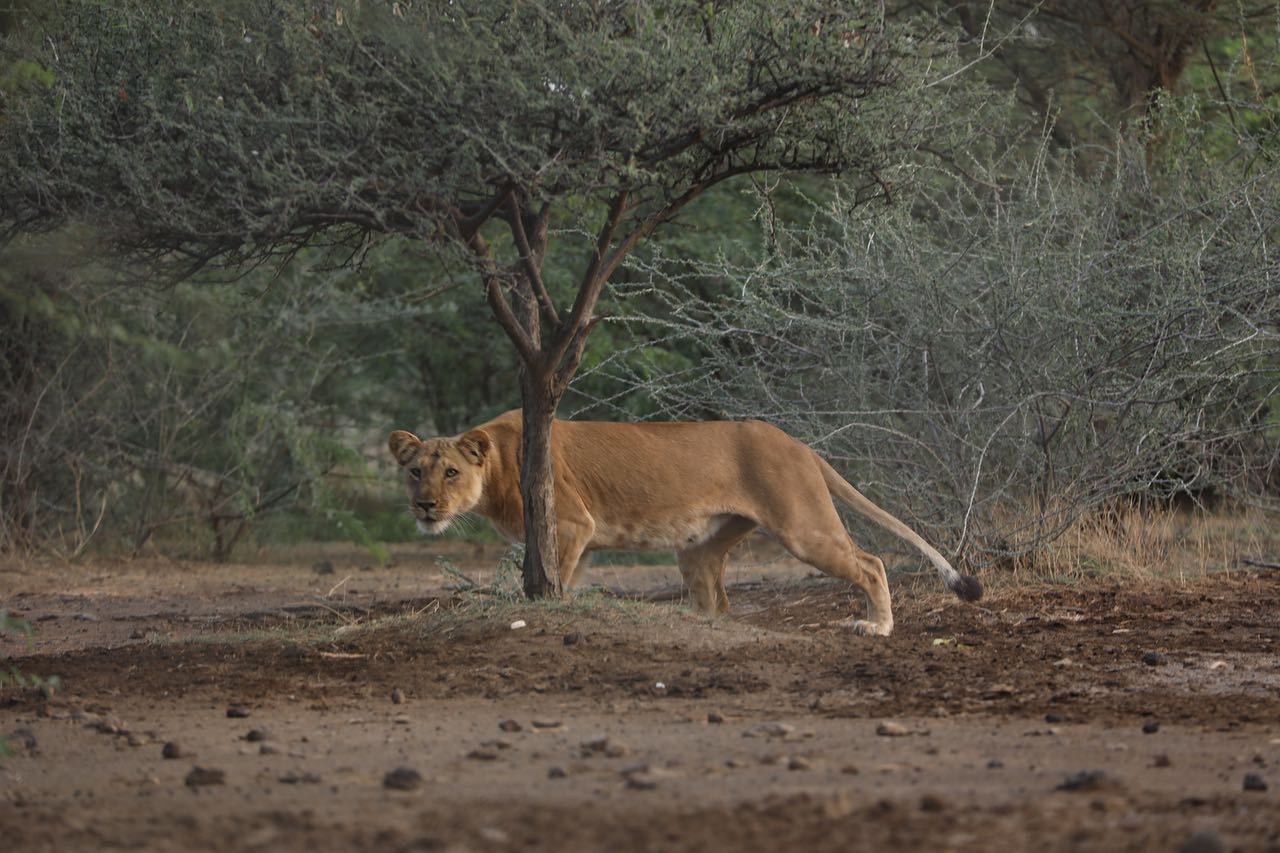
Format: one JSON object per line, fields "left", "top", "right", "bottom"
{"left": 589, "top": 514, "right": 736, "bottom": 551}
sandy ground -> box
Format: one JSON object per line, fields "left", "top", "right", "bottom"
{"left": 1, "top": 539, "right": 1279, "bottom": 851}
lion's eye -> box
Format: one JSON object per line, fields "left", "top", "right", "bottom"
{"left": 445, "top": 468, "right": 459, "bottom": 478}
{"left": 409, "top": 468, "right": 421, "bottom": 479}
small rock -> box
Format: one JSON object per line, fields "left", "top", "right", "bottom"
{"left": 624, "top": 772, "right": 660, "bottom": 790}
{"left": 1142, "top": 721, "right": 1160, "bottom": 734}
{"left": 510, "top": 620, "right": 526, "bottom": 630}
{"left": 707, "top": 711, "right": 725, "bottom": 724}
{"left": 313, "top": 560, "right": 335, "bottom": 575}
{"left": 1242, "top": 773, "right": 1268, "bottom": 792}
{"left": 278, "top": 771, "right": 322, "bottom": 785}
{"left": 1044, "top": 713, "right": 1064, "bottom": 724}
{"left": 467, "top": 749, "right": 499, "bottom": 761}
{"left": 743, "top": 722, "right": 794, "bottom": 739}
{"left": 580, "top": 737, "right": 629, "bottom": 758}
{"left": 530, "top": 719, "right": 562, "bottom": 730}
{"left": 919, "top": 794, "right": 946, "bottom": 812}
{"left": 226, "top": 706, "right": 251, "bottom": 719}
{"left": 128, "top": 628, "right": 145, "bottom": 640}
{"left": 184, "top": 766, "right": 225, "bottom": 787}
{"left": 1056, "top": 770, "right": 1121, "bottom": 793}
{"left": 383, "top": 767, "right": 423, "bottom": 791}
{"left": 259, "top": 743, "right": 280, "bottom": 756}
{"left": 1141, "top": 651, "right": 1163, "bottom": 666}
{"left": 987, "top": 759, "right": 1004, "bottom": 769}
{"left": 498, "top": 720, "right": 523, "bottom": 733}
{"left": 981, "top": 683, "right": 1015, "bottom": 699}
{"left": 127, "top": 733, "right": 146, "bottom": 747}
{"left": 1152, "top": 753, "right": 1171, "bottom": 768}
{"left": 875, "top": 721, "right": 911, "bottom": 737}
{"left": 390, "top": 689, "right": 405, "bottom": 705}
{"left": 478, "top": 827, "right": 509, "bottom": 844}
{"left": 1207, "top": 660, "right": 1229, "bottom": 671}
{"left": 1178, "top": 828, "right": 1225, "bottom": 853}
{"left": 6, "top": 729, "right": 37, "bottom": 753}
{"left": 245, "top": 728, "right": 270, "bottom": 742}
{"left": 840, "top": 765, "right": 860, "bottom": 775}
{"left": 787, "top": 756, "right": 812, "bottom": 771}
{"left": 563, "top": 632, "right": 583, "bottom": 646}
{"left": 620, "top": 763, "right": 675, "bottom": 790}
{"left": 161, "top": 742, "right": 185, "bottom": 759}
{"left": 547, "top": 766, "right": 567, "bottom": 779}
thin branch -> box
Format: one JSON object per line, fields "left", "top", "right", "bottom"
{"left": 506, "top": 194, "right": 559, "bottom": 327}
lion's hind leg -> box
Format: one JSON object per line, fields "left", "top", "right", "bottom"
{"left": 781, "top": 530, "right": 894, "bottom": 636}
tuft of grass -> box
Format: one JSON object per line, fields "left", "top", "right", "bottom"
{"left": 977, "top": 506, "right": 1278, "bottom": 589}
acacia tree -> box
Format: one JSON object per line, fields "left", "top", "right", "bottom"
{"left": 1, "top": 1, "right": 977, "bottom": 595}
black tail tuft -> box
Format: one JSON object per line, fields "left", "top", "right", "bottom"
{"left": 950, "top": 574, "right": 984, "bottom": 602}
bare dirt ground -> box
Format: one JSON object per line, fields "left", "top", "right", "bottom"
{"left": 2, "top": 538, "right": 1279, "bottom": 852}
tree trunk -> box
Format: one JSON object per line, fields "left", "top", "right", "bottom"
{"left": 518, "top": 366, "right": 563, "bottom": 599}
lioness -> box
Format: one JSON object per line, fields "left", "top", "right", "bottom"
{"left": 388, "top": 410, "right": 981, "bottom": 636}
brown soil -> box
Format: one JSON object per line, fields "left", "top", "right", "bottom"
{"left": 2, "top": 543, "right": 1279, "bottom": 852}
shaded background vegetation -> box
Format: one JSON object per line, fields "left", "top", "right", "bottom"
{"left": 1, "top": 1, "right": 1276, "bottom": 572}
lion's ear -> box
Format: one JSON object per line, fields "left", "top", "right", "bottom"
{"left": 458, "top": 429, "right": 492, "bottom": 465}
{"left": 388, "top": 430, "right": 422, "bottom": 466}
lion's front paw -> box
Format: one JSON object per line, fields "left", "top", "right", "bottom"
{"left": 844, "top": 618, "right": 893, "bottom": 637}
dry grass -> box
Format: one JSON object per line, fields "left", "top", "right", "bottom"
{"left": 1005, "top": 506, "right": 1278, "bottom": 585}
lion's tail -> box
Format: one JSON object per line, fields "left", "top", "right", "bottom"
{"left": 815, "top": 455, "right": 983, "bottom": 602}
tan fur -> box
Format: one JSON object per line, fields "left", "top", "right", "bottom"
{"left": 388, "top": 410, "right": 981, "bottom": 636}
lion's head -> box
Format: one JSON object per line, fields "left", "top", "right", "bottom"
{"left": 387, "top": 428, "right": 492, "bottom": 535}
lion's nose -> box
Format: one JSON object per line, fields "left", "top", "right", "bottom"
{"left": 416, "top": 500, "right": 437, "bottom": 511}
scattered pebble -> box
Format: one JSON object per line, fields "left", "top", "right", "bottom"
{"left": 1178, "top": 828, "right": 1225, "bottom": 853}
{"left": 162, "top": 742, "right": 185, "bottom": 759}
{"left": 1142, "top": 721, "right": 1160, "bottom": 734}
{"left": 547, "top": 766, "right": 567, "bottom": 779}
{"left": 1056, "top": 770, "right": 1121, "bottom": 793}
{"left": 707, "top": 711, "right": 725, "bottom": 724}
{"left": 259, "top": 743, "right": 280, "bottom": 756}
{"left": 278, "top": 771, "right": 322, "bottom": 785}
{"left": 498, "top": 720, "right": 523, "bottom": 733}
{"left": 1152, "top": 753, "right": 1171, "bottom": 768}
{"left": 563, "top": 632, "right": 583, "bottom": 646}
{"left": 875, "top": 721, "right": 911, "bottom": 737}
{"left": 1207, "top": 660, "right": 1229, "bottom": 671}
{"left": 467, "top": 749, "right": 499, "bottom": 761}
{"left": 128, "top": 628, "right": 145, "bottom": 640}
{"left": 787, "top": 756, "right": 812, "bottom": 771}
{"left": 184, "top": 766, "right": 226, "bottom": 787}
{"left": 743, "top": 722, "right": 794, "bottom": 739}
{"left": 1242, "top": 773, "right": 1268, "bottom": 792}
{"left": 530, "top": 720, "right": 562, "bottom": 730}
{"left": 510, "top": 620, "right": 527, "bottom": 630}
{"left": 127, "top": 733, "right": 147, "bottom": 747}
{"left": 1044, "top": 713, "right": 1064, "bottom": 724}
{"left": 6, "top": 729, "right": 37, "bottom": 753}
{"left": 1141, "top": 651, "right": 1163, "bottom": 666}
{"left": 312, "top": 560, "right": 335, "bottom": 575}
{"left": 391, "top": 689, "right": 405, "bottom": 705}
{"left": 580, "top": 737, "right": 629, "bottom": 758}
{"left": 840, "top": 765, "right": 859, "bottom": 775}
{"left": 986, "top": 759, "right": 1004, "bottom": 769}
{"left": 226, "top": 706, "right": 251, "bottom": 719}
{"left": 245, "top": 728, "right": 270, "bottom": 742}
{"left": 383, "top": 767, "right": 423, "bottom": 791}
{"left": 919, "top": 793, "right": 946, "bottom": 812}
